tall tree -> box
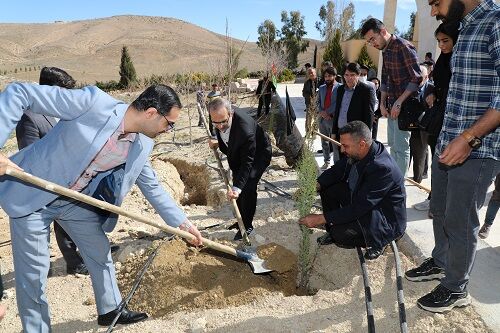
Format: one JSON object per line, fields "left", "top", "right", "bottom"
{"left": 280, "top": 10, "right": 309, "bottom": 69}
{"left": 323, "top": 30, "right": 344, "bottom": 73}
{"left": 315, "top": 1, "right": 336, "bottom": 41}
{"left": 339, "top": 3, "right": 355, "bottom": 41}
{"left": 401, "top": 12, "right": 416, "bottom": 41}
{"left": 256, "top": 19, "right": 280, "bottom": 55}
{"left": 119, "top": 46, "right": 137, "bottom": 88}
{"left": 315, "top": 1, "right": 355, "bottom": 41}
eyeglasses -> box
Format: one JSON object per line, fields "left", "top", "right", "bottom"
{"left": 366, "top": 34, "right": 379, "bottom": 45}
{"left": 211, "top": 118, "right": 230, "bottom": 126}
{"left": 161, "top": 113, "right": 175, "bottom": 132}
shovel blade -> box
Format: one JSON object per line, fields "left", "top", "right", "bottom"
{"left": 235, "top": 249, "right": 273, "bottom": 274}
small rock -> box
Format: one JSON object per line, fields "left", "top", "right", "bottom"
{"left": 2, "top": 290, "right": 14, "bottom": 300}
{"left": 189, "top": 317, "right": 207, "bottom": 333}
{"left": 258, "top": 184, "right": 266, "bottom": 191}
{"left": 115, "top": 262, "right": 122, "bottom": 271}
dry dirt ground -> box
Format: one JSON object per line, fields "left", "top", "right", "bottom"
{"left": 0, "top": 91, "right": 492, "bottom": 332}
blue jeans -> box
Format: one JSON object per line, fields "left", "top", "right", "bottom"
{"left": 318, "top": 116, "right": 338, "bottom": 163}
{"left": 387, "top": 118, "right": 410, "bottom": 176}
{"left": 484, "top": 200, "right": 499, "bottom": 225}
{"left": 430, "top": 155, "right": 499, "bottom": 292}
{"left": 10, "top": 197, "right": 122, "bottom": 333}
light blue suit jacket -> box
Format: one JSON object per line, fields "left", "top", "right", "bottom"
{"left": 317, "top": 82, "right": 340, "bottom": 115}
{"left": 0, "top": 83, "right": 186, "bottom": 232}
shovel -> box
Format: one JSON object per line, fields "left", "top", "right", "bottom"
{"left": 4, "top": 167, "right": 272, "bottom": 274}
{"left": 197, "top": 102, "right": 252, "bottom": 246}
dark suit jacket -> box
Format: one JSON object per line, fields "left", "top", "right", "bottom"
{"left": 332, "top": 81, "right": 376, "bottom": 136}
{"left": 318, "top": 141, "right": 407, "bottom": 249}
{"left": 16, "top": 110, "right": 57, "bottom": 149}
{"left": 216, "top": 110, "right": 272, "bottom": 189}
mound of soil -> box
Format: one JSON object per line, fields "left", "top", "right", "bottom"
{"left": 118, "top": 239, "right": 298, "bottom": 317}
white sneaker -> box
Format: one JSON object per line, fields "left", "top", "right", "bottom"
{"left": 413, "top": 199, "right": 430, "bottom": 211}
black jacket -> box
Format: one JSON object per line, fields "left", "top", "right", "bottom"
{"left": 216, "top": 110, "right": 272, "bottom": 189}
{"left": 16, "top": 110, "right": 57, "bottom": 149}
{"left": 318, "top": 141, "right": 407, "bottom": 249}
{"left": 332, "top": 82, "right": 376, "bottom": 136}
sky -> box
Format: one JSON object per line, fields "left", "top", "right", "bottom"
{"left": 0, "top": 0, "right": 417, "bottom": 41}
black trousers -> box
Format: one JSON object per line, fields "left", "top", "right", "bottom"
{"left": 257, "top": 95, "right": 272, "bottom": 116}
{"left": 320, "top": 182, "right": 366, "bottom": 248}
{"left": 236, "top": 177, "right": 260, "bottom": 229}
{"left": 409, "top": 130, "right": 429, "bottom": 183}
{"left": 54, "top": 221, "right": 84, "bottom": 269}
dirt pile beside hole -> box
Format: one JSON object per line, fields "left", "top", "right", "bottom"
{"left": 163, "top": 158, "right": 208, "bottom": 206}
{"left": 151, "top": 159, "right": 185, "bottom": 203}
{"left": 118, "top": 239, "right": 299, "bottom": 317}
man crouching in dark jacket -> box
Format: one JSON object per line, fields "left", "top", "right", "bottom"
{"left": 299, "top": 121, "right": 406, "bottom": 260}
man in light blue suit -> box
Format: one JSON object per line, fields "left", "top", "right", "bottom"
{"left": 317, "top": 66, "right": 341, "bottom": 169}
{"left": 0, "top": 83, "right": 203, "bottom": 332}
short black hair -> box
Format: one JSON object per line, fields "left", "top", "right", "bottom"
{"left": 131, "top": 84, "right": 182, "bottom": 115}
{"left": 39, "top": 67, "right": 76, "bottom": 88}
{"left": 345, "top": 63, "right": 361, "bottom": 75}
{"left": 324, "top": 66, "right": 337, "bottom": 76}
{"left": 359, "top": 64, "right": 370, "bottom": 71}
{"left": 425, "top": 52, "right": 432, "bottom": 58}
{"left": 435, "top": 22, "right": 460, "bottom": 44}
{"left": 339, "top": 121, "right": 372, "bottom": 143}
{"left": 360, "top": 18, "right": 385, "bottom": 37}
{"left": 369, "top": 77, "right": 380, "bottom": 86}
{"left": 304, "top": 63, "right": 312, "bottom": 68}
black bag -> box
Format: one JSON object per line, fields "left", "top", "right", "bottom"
{"left": 419, "top": 103, "right": 445, "bottom": 136}
{"left": 397, "top": 97, "right": 424, "bottom": 131}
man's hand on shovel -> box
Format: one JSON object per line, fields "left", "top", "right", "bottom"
{"left": 226, "top": 187, "right": 239, "bottom": 200}
{"left": 0, "top": 153, "right": 23, "bottom": 176}
{"left": 179, "top": 220, "right": 203, "bottom": 247}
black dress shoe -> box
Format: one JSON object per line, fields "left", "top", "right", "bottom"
{"left": 97, "top": 307, "right": 148, "bottom": 326}
{"left": 317, "top": 233, "right": 334, "bottom": 245}
{"left": 364, "top": 246, "right": 386, "bottom": 260}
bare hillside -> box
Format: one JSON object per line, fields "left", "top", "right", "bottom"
{"left": 0, "top": 15, "right": 320, "bottom": 84}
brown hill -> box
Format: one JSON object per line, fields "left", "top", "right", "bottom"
{"left": 0, "top": 15, "right": 320, "bottom": 84}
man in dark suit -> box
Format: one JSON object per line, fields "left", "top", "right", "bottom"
{"left": 15, "top": 67, "right": 88, "bottom": 275}
{"left": 332, "top": 63, "right": 377, "bottom": 141}
{"left": 299, "top": 121, "right": 406, "bottom": 260}
{"left": 208, "top": 97, "right": 272, "bottom": 240}
{"left": 256, "top": 75, "right": 276, "bottom": 117}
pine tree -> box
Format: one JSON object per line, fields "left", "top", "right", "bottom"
{"left": 119, "top": 46, "right": 137, "bottom": 88}
{"left": 357, "top": 45, "right": 376, "bottom": 71}
{"left": 323, "top": 30, "right": 344, "bottom": 72}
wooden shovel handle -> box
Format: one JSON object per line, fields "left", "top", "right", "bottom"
{"left": 314, "top": 131, "right": 341, "bottom": 147}
{"left": 404, "top": 177, "right": 431, "bottom": 193}
{"left": 5, "top": 167, "right": 238, "bottom": 257}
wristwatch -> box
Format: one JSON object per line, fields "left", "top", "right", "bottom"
{"left": 461, "top": 130, "right": 482, "bottom": 149}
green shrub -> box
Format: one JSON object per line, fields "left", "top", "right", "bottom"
{"left": 95, "top": 80, "right": 121, "bottom": 92}
{"left": 234, "top": 68, "right": 249, "bottom": 79}
{"left": 278, "top": 68, "right": 295, "bottom": 82}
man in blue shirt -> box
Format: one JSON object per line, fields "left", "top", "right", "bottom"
{"left": 405, "top": 0, "right": 500, "bottom": 313}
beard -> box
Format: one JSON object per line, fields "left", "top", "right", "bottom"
{"left": 325, "top": 80, "right": 334, "bottom": 86}
{"left": 437, "top": 0, "right": 465, "bottom": 23}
